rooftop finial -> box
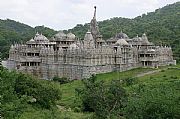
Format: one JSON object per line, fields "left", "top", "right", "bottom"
{"left": 93, "top": 6, "right": 96, "bottom": 19}
{"left": 35, "top": 32, "right": 39, "bottom": 36}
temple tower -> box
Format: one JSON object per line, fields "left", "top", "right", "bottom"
{"left": 90, "top": 6, "right": 101, "bottom": 41}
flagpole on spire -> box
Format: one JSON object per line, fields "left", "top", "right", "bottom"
{"left": 93, "top": 6, "right": 96, "bottom": 19}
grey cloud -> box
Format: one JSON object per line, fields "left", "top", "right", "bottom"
{"left": 0, "top": 0, "right": 178, "bottom": 30}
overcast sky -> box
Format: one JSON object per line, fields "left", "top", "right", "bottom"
{"left": 0, "top": 0, "right": 179, "bottom": 30}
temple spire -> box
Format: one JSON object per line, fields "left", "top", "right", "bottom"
{"left": 90, "top": 6, "right": 100, "bottom": 43}
{"left": 93, "top": 6, "right": 96, "bottom": 19}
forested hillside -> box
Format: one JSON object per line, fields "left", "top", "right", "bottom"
{"left": 0, "top": 2, "right": 179, "bottom": 61}
{"left": 0, "top": 19, "right": 56, "bottom": 59}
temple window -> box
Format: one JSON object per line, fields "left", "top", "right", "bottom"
{"left": 35, "top": 53, "right": 39, "bottom": 56}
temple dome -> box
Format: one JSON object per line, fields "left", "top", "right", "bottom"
{"left": 115, "top": 39, "right": 129, "bottom": 46}
{"left": 84, "top": 31, "right": 94, "bottom": 41}
{"left": 67, "top": 32, "right": 76, "bottom": 39}
{"left": 83, "top": 31, "right": 95, "bottom": 49}
{"left": 115, "top": 32, "right": 129, "bottom": 39}
{"left": 142, "top": 33, "right": 150, "bottom": 45}
{"left": 54, "top": 31, "right": 66, "bottom": 39}
{"left": 132, "top": 35, "right": 143, "bottom": 42}
{"left": 29, "top": 38, "right": 35, "bottom": 42}
{"left": 34, "top": 33, "right": 49, "bottom": 42}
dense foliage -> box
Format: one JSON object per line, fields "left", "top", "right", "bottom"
{"left": 0, "top": 66, "right": 61, "bottom": 118}
{"left": 76, "top": 75, "right": 127, "bottom": 119}
{"left": 125, "top": 81, "right": 180, "bottom": 119}
{"left": 0, "top": 19, "right": 56, "bottom": 59}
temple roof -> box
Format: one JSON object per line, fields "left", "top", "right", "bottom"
{"left": 54, "top": 31, "right": 66, "bottom": 39}
{"left": 141, "top": 33, "right": 150, "bottom": 45}
{"left": 115, "top": 39, "right": 129, "bottom": 46}
{"left": 84, "top": 31, "right": 94, "bottom": 41}
{"left": 115, "top": 31, "right": 129, "bottom": 39}
{"left": 67, "top": 32, "right": 76, "bottom": 39}
{"left": 34, "top": 33, "right": 49, "bottom": 42}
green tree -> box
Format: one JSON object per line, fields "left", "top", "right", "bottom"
{"left": 0, "top": 66, "right": 62, "bottom": 118}
{"left": 15, "top": 73, "right": 61, "bottom": 109}
{"left": 77, "top": 75, "right": 127, "bottom": 119}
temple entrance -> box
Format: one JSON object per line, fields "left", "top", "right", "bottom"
{"left": 142, "top": 61, "right": 152, "bottom": 66}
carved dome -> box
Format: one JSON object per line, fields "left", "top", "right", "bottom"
{"left": 84, "top": 31, "right": 94, "bottom": 41}
{"left": 142, "top": 33, "right": 150, "bottom": 45}
{"left": 34, "top": 33, "right": 49, "bottom": 42}
{"left": 54, "top": 31, "right": 66, "bottom": 39}
{"left": 67, "top": 32, "right": 76, "bottom": 39}
{"left": 115, "top": 32, "right": 129, "bottom": 39}
{"left": 29, "top": 38, "right": 35, "bottom": 42}
{"left": 115, "top": 39, "right": 129, "bottom": 46}
{"left": 83, "top": 31, "right": 95, "bottom": 49}
{"left": 133, "top": 35, "right": 143, "bottom": 41}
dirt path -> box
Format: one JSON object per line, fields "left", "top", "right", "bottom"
{"left": 135, "top": 69, "right": 166, "bottom": 78}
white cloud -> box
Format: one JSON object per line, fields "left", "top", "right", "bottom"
{"left": 0, "top": 0, "right": 179, "bottom": 30}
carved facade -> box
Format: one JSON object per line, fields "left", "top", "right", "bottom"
{"left": 7, "top": 7, "right": 176, "bottom": 79}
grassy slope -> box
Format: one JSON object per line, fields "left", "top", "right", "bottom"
{"left": 59, "top": 68, "right": 156, "bottom": 107}
{"left": 17, "top": 65, "right": 179, "bottom": 119}
{"left": 135, "top": 65, "right": 180, "bottom": 91}
{"left": 56, "top": 65, "right": 180, "bottom": 118}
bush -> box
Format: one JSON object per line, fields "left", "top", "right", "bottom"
{"left": 15, "top": 73, "right": 61, "bottom": 109}
{"left": 74, "top": 107, "right": 81, "bottom": 112}
{"left": 170, "top": 76, "right": 178, "bottom": 79}
{"left": 53, "top": 76, "right": 70, "bottom": 84}
{"left": 163, "top": 75, "right": 167, "bottom": 77}
{"left": 122, "top": 77, "right": 136, "bottom": 86}
{"left": 77, "top": 76, "right": 127, "bottom": 119}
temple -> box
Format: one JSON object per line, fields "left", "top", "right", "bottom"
{"left": 7, "top": 7, "right": 176, "bottom": 79}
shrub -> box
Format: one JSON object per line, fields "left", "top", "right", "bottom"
{"left": 122, "top": 77, "right": 136, "bottom": 86}
{"left": 74, "top": 107, "right": 81, "bottom": 112}
{"left": 53, "top": 76, "right": 70, "bottom": 84}
{"left": 14, "top": 73, "right": 61, "bottom": 109}
{"left": 77, "top": 76, "right": 127, "bottom": 118}
{"left": 163, "top": 75, "right": 167, "bottom": 77}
